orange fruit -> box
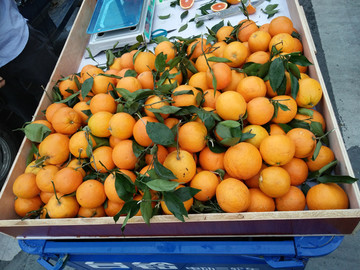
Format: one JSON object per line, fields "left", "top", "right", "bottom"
{"left": 45, "top": 193, "right": 80, "bottom": 218}
{"left": 190, "top": 171, "right": 219, "bottom": 201}
{"left": 39, "top": 133, "right": 70, "bottom": 165}
{"left": 73, "top": 101, "right": 91, "bottom": 124}
{"left": 58, "top": 75, "right": 79, "bottom": 98}
{"left": 69, "top": 130, "right": 96, "bottom": 158}
{"left": 294, "top": 109, "right": 326, "bottom": 132}
{"left": 271, "top": 95, "right": 298, "bottom": 124}
{"left": 296, "top": 78, "right": 323, "bottom": 108}
{"left": 145, "top": 144, "right": 169, "bottom": 165}
{"left": 66, "top": 158, "right": 87, "bottom": 177}
{"left": 236, "top": 76, "right": 267, "bottom": 102}
{"left": 293, "top": 38, "right": 303, "bottom": 53}
{"left": 195, "top": 53, "right": 216, "bottom": 72}
{"left": 14, "top": 196, "right": 43, "bottom": 217}
{"left": 212, "top": 41, "right": 227, "bottom": 58}
{"left": 268, "top": 16, "right": 294, "bottom": 37}
{"left": 78, "top": 206, "right": 106, "bottom": 217}
{"left": 90, "top": 146, "right": 115, "bottom": 173}
{"left": 76, "top": 179, "right": 107, "bottom": 208}
{"left": 187, "top": 38, "right": 211, "bottom": 60}
{"left": 287, "top": 128, "right": 316, "bottom": 158}
{"left": 237, "top": 19, "right": 259, "bottom": 42}
{"left": 305, "top": 145, "right": 335, "bottom": 172}
{"left": 247, "top": 188, "right": 275, "bottom": 212}
{"left": 13, "top": 173, "right": 40, "bottom": 199}
{"left": 81, "top": 66, "right": 103, "bottom": 82}
{"left": 275, "top": 186, "right": 306, "bottom": 211}
{"left": 45, "top": 102, "right": 68, "bottom": 123}
{"left": 109, "top": 112, "right": 136, "bottom": 139}
{"left": 104, "top": 200, "right": 124, "bottom": 217}
{"left": 216, "top": 25, "right": 234, "bottom": 42}
{"left": 53, "top": 167, "right": 83, "bottom": 194}
{"left": 116, "top": 76, "right": 142, "bottom": 93}
{"left": 89, "top": 93, "right": 117, "bottom": 114}
{"left": 178, "top": 121, "right": 208, "bottom": 153}
{"left": 206, "top": 62, "right": 232, "bottom": 90}
{"left": 246, "top": 51, "right": 270, "bottom": 64}
{"left": 198, "top": 146, "right": 225, "bottom": 171}
{"left": 281, "top": 158, "right": 308, "bottom": 186}
{"left": 109, "top": 135, "right": 123, "bottom": 148}
{"left": 202, "top": 89, "right": 220, "bottom": 109}
{"left": 109, "top": 57, "right": 122, "bottom": 70}
{"left": 80, "top": 64, "right": 96, "bottom": 78}
{"left": 161, "top": 184, "right": 193, "bottom": 214}
{"left": 216, "top": 178, "right": 250, "bottom": 212}
{"left": 306, "top": 183, "right": 349, "bottom": 210}
{"left": 164, "top": 117, "right": 180, "bottom": 130}
{"left": 269, "top": 123, "right": 286, "bottom": 136}
{"left": 259, "top": 166, "right": 291, "bottom": 198}
{"left": 112, "top": 139, "right": 138, "bottom": 170}
{"left": 188, "top": 71, "right": 208, "bottom": 92}
{"left": 216, "top": 91, "right": 247, "bottom": 121}
{"left": 51, "top": 107, "right": 82, "bottom": 135}
{"left": 133, "top": 116, "right": 159, "bottom": 147}
{"left": 40, "top": 191, "right": 54, "bottom": 204}
{"left": 224, "top": 71, "right": 245, "bottom": 93}
{"left": 244, "top": 163, "right": 267, "bottom": 188}
{"left": 25, "top": 160, "right": 42, "bottom": 175}
{"left": 104, "top": 173, "right": 134, "bottom": 204}
{"left": 269, "top": 33, "right": 295, "bottom": 53}
{"left": 120, "top": 52, "right": 135, "bottom": 70}
{"left": 171, "top": 85, "right": 201, "bottom": 107}
{"left": 259, "top": 23, "right": 270, "bottom": 32}
{"left": 88, "top": 111, "right": 113, "bottom": 138}
{"left": 137, "top": 71, "right": 154, "bottom": 90}
{"left": 242, "top": 124, "right": 269, "bottom": 149}
{"left": 155, "top": 41, "right": 177, "bottom": 63}
{"left": 260, "top": 134, "right": 295, "bottom": 166}
{"left": 134, "top": 51, "right": 156, "bottom": 74}
{"left": 35, "top": 165, "right": 60, "bottom": 193}
{"left": 92, "top": 74, "right": 115, "bottom": 94}
{"left": 248, "top": 31, "right": 271, "bottom": 52}
{"left": 246, "top": 96, "right": 274, "bottom": 125}
{"left": 163, "top": 149, "right": 197, "bottom": 183}
{"left": 31, "top": 119, "right": 55, "bottom": 134}
{"left": 144, "top": 95, "right": 170, "bottom": 119}
{"left": 224, "top": 142, "right": 263, "bottom": 180}
{"left": 223, "top": 41, "right": 249, "bottom": 67}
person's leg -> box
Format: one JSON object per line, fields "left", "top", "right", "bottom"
{"left": 0, "top": 24, "right": 58, "bottom": 123}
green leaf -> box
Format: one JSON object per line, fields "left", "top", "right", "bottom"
{"left": 311, "top": 140, "right": 322, "bottom": 161}
{"left": 207, "top": 140, "right": 227, "bottom": 153}
{"left": 211, "top": 20, "right": 225, "bottom": 34}
{"left": 146, "top": 122, "right": 175, "bottom": 146}
{"left": 310, "top": 121, "right": 325, "bottom": 138}
{"left": 132, "top": 140, "right": 145, "bottom": 158}
{"left": 288, "top": 119, "right": 310, "bottom": 130}
{"left": 179, "top": 23, "right": 188, "bottom": 32}
{"left": 163, "top": 192, "right": 188, "bottom": 222}
{"left": 207, "top": 56, "right": 232, "bottom": 63}
{"left": 287, "top": 62, "right": 300, "bottom": 79}
{"left": 106, "top": 50, "right": 116, "bottom": 68}
{"left": 173, "top": 90, "right": 194, "bottom": 96}
{"left": 154, "top": 159, "right": 177, "bottom": 180}
{"left": 298, "top": 108, "right": 314, "bottom": 117}
{"left": 269, "top": 58, "right": 285, "bottom": 92}
{"left": 24, "top": 123, "right": 51, "bottom": 143}
{"left": 114, "top": 199, "right": 139, "bottom": 226}
{"left": 278, "top": 123, "right": 293, "bottom": 133}
{"left": 115, "top": 172, "right": 136, "bottom": 202}
{"left": 240, "top": 131, "right": 256, "bottom": 142}
{"left": 289, "top": 54, "right": 313, "bottom": 67}
{"left": 289, "top": 71, "right": 299, "bottom": 99}
{"left": 174, "top": 186, "right": 200, "bottom": 202}
{"left": 81, "top": 77, "right": 94, "bottom": 99}
{"left": 124, "top": 69, "right": 138, "bottom": 77}
{"left": 148, "top": 106, "right": 182, "bottom": 115}
{"left": 196, "top": 21, "right": 204, "bottom": 28}
{"left": 140, "top": 189, "right": 153, "bottom": 225}
{"left": 257, "top": 61, "right": 271, "bottom": 78}
{"left": 317, "top": 175, "right": 358, "bottom": 184}
{"left": 146, "top": 179, "right": 179, "bottom": 191}
{"left": 155, "top": 52, "right": 167, "bottom": 73}
{"left": 181, "top": 10, "right": 188, "bottom": 21}
{"left": 158, "top": 14, "right": 171, "bottom": 20}
{"left": 318, "top": 160, "right": 338, "bottom": 176}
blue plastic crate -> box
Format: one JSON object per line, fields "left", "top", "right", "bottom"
{"left": 19, "top": 236, "right": 343, "bottom": 270}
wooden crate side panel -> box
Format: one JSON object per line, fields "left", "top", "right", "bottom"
{"left": 0, "top": 0, "right": 97, "bottom": 221}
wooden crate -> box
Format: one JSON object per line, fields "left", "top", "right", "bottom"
{"left": 0, "top": 0, "right": 359, "bottom": 239}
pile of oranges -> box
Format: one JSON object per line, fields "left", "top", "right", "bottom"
{"left": 12, "top": 15, "right": 350, "bottom": 223}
